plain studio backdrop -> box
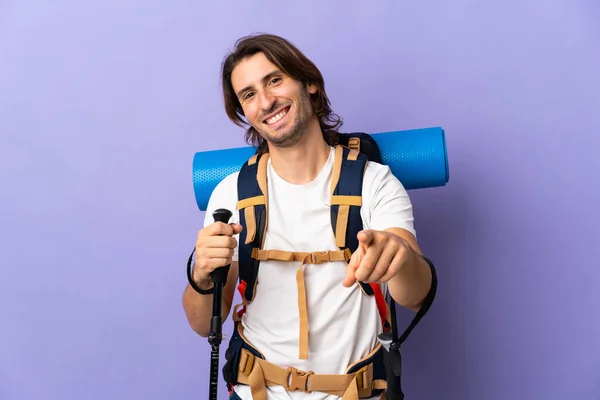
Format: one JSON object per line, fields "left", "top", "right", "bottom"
{"left": 1, "top": 1, "right": 599, "bottom": 399}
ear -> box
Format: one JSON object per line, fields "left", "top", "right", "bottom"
{"left": 306, "top": 82, "right": 318, "bottom": 95}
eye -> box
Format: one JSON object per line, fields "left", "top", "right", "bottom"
{"left": 269, "top": 77, "right": 281, "bottom": 85}
{"left": 243, "top": 92, "right": 255, "bottom": 101}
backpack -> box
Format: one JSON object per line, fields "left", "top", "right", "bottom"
{"left": 225, "top": 132, "right": 437, "bottom": 399}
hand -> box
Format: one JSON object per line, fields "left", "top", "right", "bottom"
{"left": 343, "top": 230, "right": 411, "bottom": 287}
{"left": 193, "top": 221, "right": 243, "bottom": 286}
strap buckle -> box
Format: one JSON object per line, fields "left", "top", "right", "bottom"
{"left": 238, "top": 349, "right": 255, "bottom": 376}
{"left": 310, "top": 251, "right": 331, "bottom": 264}
{"left": 348, "top": 137, "right": 361, "bottom": 151}
{"left": 286, "top": 367, "right": 314, "bottom": 392}
{"left": 355, "top": 368, "right": 366, "bottom": 390}
{"left": 354, "top": 364, "right": 373, "bottom": 394}
{"left": 343, "top": 248, "right": 352, "bottom": 262}
{"left": 251, "top": 248, "right": 267, "bottom": 260}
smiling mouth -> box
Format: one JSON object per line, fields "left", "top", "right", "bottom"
{"left": 264, "top": 106, "right": 290, "bottom": 125}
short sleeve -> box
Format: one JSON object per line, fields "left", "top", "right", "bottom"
{"left": 361, "top": 162, "right": 416, "bottom": 238}
{"left": 202, "top": 172, "right": 241, "bottom": 261}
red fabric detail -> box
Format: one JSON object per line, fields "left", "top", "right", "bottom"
{"left": 237, "top": 280, "right": 247, "bottom": 297}
{"left": 370, "top": 282, "right": 387, "bottom": 327}
{"left": 236, "top": 280, "right": 247, "bottom": 319}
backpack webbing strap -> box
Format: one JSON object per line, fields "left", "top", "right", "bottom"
{"left": 251, "top": 248, "right": 351, "bottom": 263}
{"left": 397, "top": 255, "right": 438, "bottom": 345}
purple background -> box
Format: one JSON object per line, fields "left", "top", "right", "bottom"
{"left": 1, "top": 1, "right": 599, "bottom": 399}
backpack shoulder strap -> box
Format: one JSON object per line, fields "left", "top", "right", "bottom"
{"left": 236, "top": 152, "right": 269, "bottom": 304}
{"left": 329, "top": 145, "right": 376, "bottom": 297}
{"left": 329, "top": 145, "right": 366, "bottom": 250}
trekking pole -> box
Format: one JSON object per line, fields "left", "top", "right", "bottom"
{"left": 208, "top": 208, "right": 233, "bottom": 400}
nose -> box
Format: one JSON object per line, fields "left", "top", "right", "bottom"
{"left": 257, "top": 90, "right": 276, "bottom": 113}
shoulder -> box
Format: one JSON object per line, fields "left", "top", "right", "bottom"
{"left": 203, "top": 171, "right": 240, "bottom": 228}
{"left": 363, "top": 159, "right": 389, "bottom": 180}
{"left": 362, "top": 160, "right": 406, "bottom": 199}
{"left": 361, "top": 160, "right": 416, "bottom": 237}
{"left": 209, "top": 171, "right": 239, "bottom": 202}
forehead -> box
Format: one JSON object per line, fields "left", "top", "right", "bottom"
{"left": 231, "top": 52, "right": 281, "bottom": 93}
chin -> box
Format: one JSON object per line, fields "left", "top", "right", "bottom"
{"left": 262, "top": 127, "right": 301, "bottom": 148}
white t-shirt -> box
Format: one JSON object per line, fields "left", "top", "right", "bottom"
{"left": 203, "top": 146, "right": 416, "bottom": 400}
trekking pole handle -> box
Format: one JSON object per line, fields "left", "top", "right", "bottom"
{"left": 211, "top": 208, "right": 232, "bottom": 285}
{"left": 212, "top": 208, "right": 233, "bottom": 224}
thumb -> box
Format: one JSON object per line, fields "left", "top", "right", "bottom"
{"left": 231, "top": 223, "right": 243, "bottom": 235}
{"left": 343, "top": 250, "right": 360, "bottom": 287}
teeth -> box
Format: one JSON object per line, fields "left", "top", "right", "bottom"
{"left": 266, "top": 108, "right": 288, "bottom": 125}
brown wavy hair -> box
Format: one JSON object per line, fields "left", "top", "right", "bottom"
{"left": 221, "top": 33, "right": 342, "bottom": 153}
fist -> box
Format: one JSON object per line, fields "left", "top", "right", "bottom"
{"left": 343, "top": 230, "right": 410, "bottom": 287}
{"left": 193, "top": 221, "right": 243, "bottom": 284}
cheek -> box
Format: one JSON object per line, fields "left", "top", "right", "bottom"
{"left": 242, "top": 104, "right": 259, "bottom": 123}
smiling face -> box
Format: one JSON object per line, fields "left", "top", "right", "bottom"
{"left": 231, "top": 52, "right": 318, "bottom": 148}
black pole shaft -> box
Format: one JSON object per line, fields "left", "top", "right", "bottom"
{"left": 209, "top": 283, "right": 223, "bottom": 400}
{"left": 208, "top": 208, "right": 232, "bottom": 400}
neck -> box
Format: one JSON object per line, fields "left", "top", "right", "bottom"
{"left": 266, "top": 119, "right": 331, "bottom": 185}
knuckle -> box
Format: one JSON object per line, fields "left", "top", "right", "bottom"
{"left": 219, "top": 258, "right": 229, "bottom": 267}
{"left": 194, "top": 246, "right": 205, "bottom": 258}
{"left": 218, "top": 222, "right": 233, "bottom": 236}
{"left": 355, "top": 269, "right": 367, "bottom": 280}
{"left": 197, "top": 258, "right": 210, "bottom": 270}
{"left": 199, "top": 225, "right": 213, "bottom": 237}
{"left": 213, "top": 222, "right": 225, "bottom": 235}
{"left": 196, "top": 235, "right": 208, "bottom": 247}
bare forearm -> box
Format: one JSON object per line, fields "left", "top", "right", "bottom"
{"left": 388, "top": 248, "right": 432, "bottom": 312}
{"left": 182, "top": 282, "right": 230, "bottom": 337}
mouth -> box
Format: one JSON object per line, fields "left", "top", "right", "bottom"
{"left": 263, "top": 106, "right": 291, "bottom": 126}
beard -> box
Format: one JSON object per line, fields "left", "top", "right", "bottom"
{"left": 255, "top": 90, "right": 313, "bottom": 149}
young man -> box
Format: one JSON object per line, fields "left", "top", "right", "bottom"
{"left": 182, "top": 34, "right": 434, "bottom": 400}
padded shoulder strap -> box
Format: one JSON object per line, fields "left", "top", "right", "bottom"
{"left": 330, "top": 145, "right": 367, "bottom": 251}
{"left": 329, "top": 145, "right": 376, "bottom": 296}
{"left": 237, "top": 152, "right": 269, "bottom": 303}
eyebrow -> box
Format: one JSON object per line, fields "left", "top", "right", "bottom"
{"left": 236, "top": 70, "right": 282, "bottom": 99}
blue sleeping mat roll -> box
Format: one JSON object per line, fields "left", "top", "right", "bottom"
{"left": 192, "top": 126, "right": 449, "bottom": 211}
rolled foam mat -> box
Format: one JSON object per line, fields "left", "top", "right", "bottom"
{"left": 192, "top": 126, "right": 449, "bottom": 211}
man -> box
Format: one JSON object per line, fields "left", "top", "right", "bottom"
{"left": 182, "top": 33, "right": 434, "bottom": 400}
